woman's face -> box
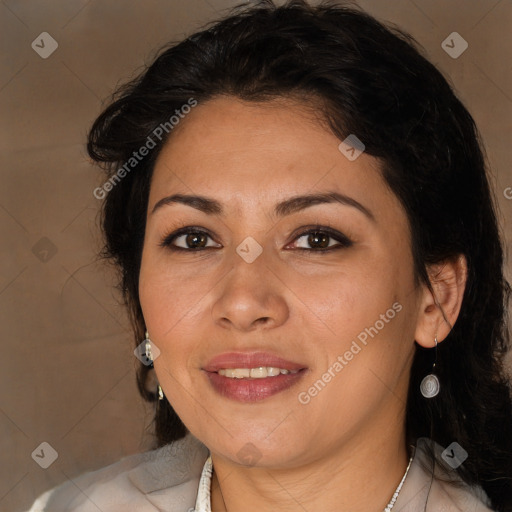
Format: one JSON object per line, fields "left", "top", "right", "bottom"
{"left": 139, "top": 96, "right": 423, "bottom": 467}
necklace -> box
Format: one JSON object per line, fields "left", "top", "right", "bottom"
{"left": 210, "top": 454, "right": 415, "bottom": 512}
{"left": 383, "top": 456, "right": 414, "bottom": 511}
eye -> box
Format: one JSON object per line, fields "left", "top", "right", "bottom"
{"left": 160, "top": 227, "right": 221, "bottom": 251}
{"left": 160, "top": 225, "right": 353, "bottom": 253}
{"left": 287, "top": 226, "right": 353, "bottom": 252}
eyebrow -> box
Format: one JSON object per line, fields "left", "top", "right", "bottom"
{"left": 151, "top": 191, "right": 375, "bottom": 221}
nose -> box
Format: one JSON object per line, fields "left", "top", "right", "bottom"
{"left": 211, "top": 252, "right": 289, "bottom": 332}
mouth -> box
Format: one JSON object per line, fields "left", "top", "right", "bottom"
{"left": 218, "top": 367, "right": 300, "bottom": 378}
{"left": 203, "top": 352, "right": 308, "bottom": 402}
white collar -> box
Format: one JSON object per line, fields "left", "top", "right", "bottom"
{"left": 28, "top": 434, "right": 493, "bottom": 511}
{"left": 194, "top": 455, "right": 213, "bottom": 512}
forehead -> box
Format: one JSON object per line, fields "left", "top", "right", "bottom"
{"left": 149, "top": 96, "right": 395, "bottom": 218}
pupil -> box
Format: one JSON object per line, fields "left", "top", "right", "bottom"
{"left": 308, "top": 232, "right": 329, "bottom": 248}
{"left": 186, "top": 232, "right": 206, "bottom": 248}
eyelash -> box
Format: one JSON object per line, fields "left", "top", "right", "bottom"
{"left": 159, "top": 225, "right": 353, "bottom": 253}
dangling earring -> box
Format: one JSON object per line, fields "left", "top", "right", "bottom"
{"left": 144, "top": 330, "right": 164, "bottom": 401}
{"left": 144, "top": 330, "right": 154, "bottom": 367}
{"left": 420, "top": 335, "right": 440, "bottom": 398}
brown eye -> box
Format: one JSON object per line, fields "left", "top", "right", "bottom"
{"left": 306, "top": 232, "right": 330, "bottom": 249}
{"left": 160, "top": 227, "right": 221, "bottom": 251}
{"left": 183, "top": 232, "right": 208, "bottom": 249}
{"left": 290, "top": 227, "right": 353, "bottom": 252}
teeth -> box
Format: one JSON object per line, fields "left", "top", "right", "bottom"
{"left": 218, "top": 367, "right": 299, "bottom": 379}
{"left": 250, "top": 367, "right": 267, "bottom": 378}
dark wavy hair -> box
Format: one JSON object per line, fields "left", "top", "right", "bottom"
{"left": 87, "top": 1, "right": 512, "bottom": 509}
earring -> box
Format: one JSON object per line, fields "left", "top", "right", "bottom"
{"left": 420, "top": 336, "right": 440, "bottom": 398}
{"left": 144, "top": 330, "right": 154, "bottom": 367}
{"left": 145, "top": 330, "right": 164, "bottom": 400}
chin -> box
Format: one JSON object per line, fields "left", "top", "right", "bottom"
{"left": 202, "top": 428, "right": 310, "bottom": 468}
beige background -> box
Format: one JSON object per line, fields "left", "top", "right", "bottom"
{"left": 1, "top": 1, "right": 511, "bottom": 511}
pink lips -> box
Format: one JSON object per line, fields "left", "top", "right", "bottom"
{"left": 203, "top": 352, "right": 307, "bottom": 403}
{"left": 203, "top": 352, "right": 306, "bottom": 372}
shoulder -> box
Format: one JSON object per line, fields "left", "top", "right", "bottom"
{"left": 26, "top": 433, "right": 209, "bottom": 512}
{"left": 395, "top": 437, "right": 495, "bottom": 512}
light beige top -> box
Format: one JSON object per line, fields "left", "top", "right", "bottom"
{"left": 26, "top": 434, "right": 495, "bottom": 511}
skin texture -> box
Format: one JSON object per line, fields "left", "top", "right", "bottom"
{"left": 138, "top": 96, "right": 467, "bottom": 512}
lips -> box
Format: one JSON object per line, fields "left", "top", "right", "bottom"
{"left": 203, "top": 352, "right": 306, "bottom": 372}
{"left": 202, "top": 352, "right": 308, "bottom": 402}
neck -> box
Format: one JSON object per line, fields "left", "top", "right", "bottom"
{"left": 210, "top": 416, "right": 410, "bottom": 512}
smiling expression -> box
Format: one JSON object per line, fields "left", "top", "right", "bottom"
{"left": 139, "top": 96, "right": 422, "bottom": 467}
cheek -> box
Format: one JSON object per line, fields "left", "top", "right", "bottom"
{"left": 311, "top": 273, "right": 415, "bottom": 411}
{"left": 292, "top": 254, "right": 406, "bottom": 342}
{"left": 294, "top": 251, "right": 414, "bottom": 399}
{"left": 139, "top": 264, "right": 202, "bottom": 413}
{"left": 139, "top": 251, "right": 207, "bottom": 336}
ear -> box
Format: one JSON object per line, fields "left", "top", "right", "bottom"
{"left": 414, "top": 255, "right": 468, "bottom": 348}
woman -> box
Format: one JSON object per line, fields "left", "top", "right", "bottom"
{"left": 27, "top": 1, "right": 512, "bottom": 510}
